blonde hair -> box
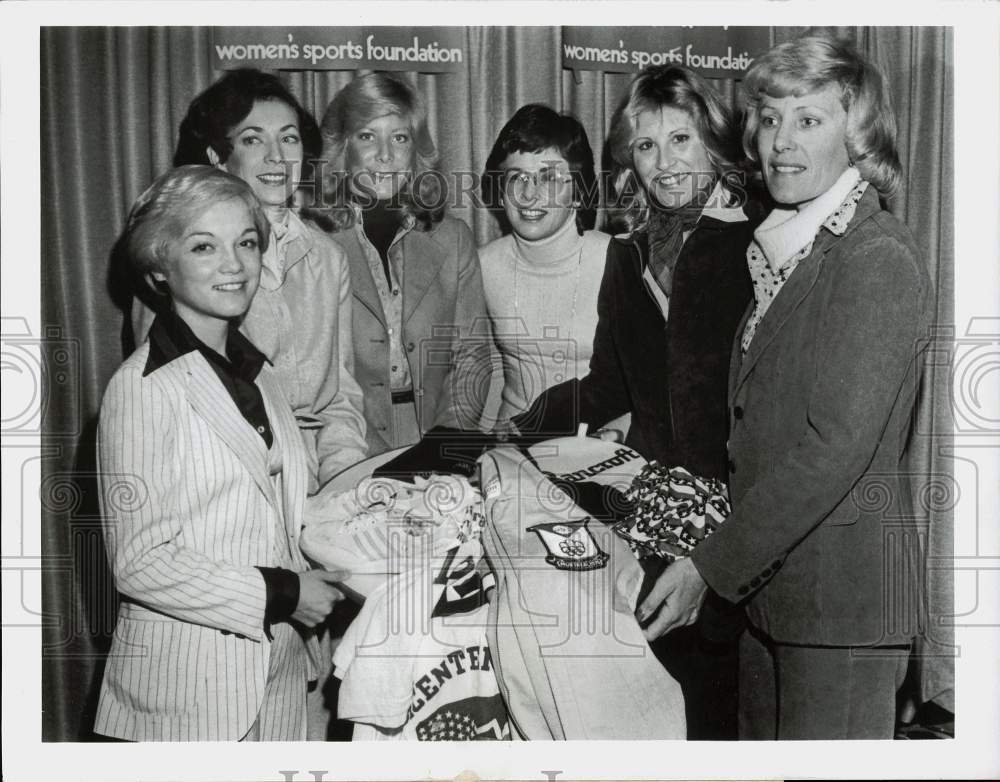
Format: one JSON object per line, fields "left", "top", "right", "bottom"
{"left": 742, "top": 34, "right": 902, "bottom": 198}
{"left": 123, "top": 165, "right": 269, "bottom": 285}
{"left": 607, "top": 64, "right": 742, "bottom": 234}
{"left": 317, "top": 72, "right": 443, "bottom": 231}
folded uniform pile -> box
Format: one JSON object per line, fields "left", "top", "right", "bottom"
{"left": 301, "top": 474, "right": 485, "bottom": 599}
{"left": 613, "top": 463, "right": 731, "bottom": 563}
{"left": 303, "top": 473, "right": 509, "bottom": 740}
{"left": 333, "top": 474, "right": 484, "bottom": 542}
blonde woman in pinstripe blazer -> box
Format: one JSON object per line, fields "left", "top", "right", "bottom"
{"left": 95, "top": 167, "right": 346, "bottom": 741}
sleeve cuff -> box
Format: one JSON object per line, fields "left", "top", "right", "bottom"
{"left": 689, "top": 543, "right": 740, "bottom": 603}
{"left": 256, "top": 567, "right": 300, "bottom": 637}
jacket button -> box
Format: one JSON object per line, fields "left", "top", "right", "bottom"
{"left": 728, "top": 457, "right": 736, "bottom": 473}
{"left": 377, "top": 425, "right": 387, "bottom": 432}
{"left": 737, "top": 585, "right": 749, "bottom": 596}
{"left": 733, "top": 405, "right": 744, "bottom": 420}
{"left": 761, "top": 568, "right": 771, "bottom": 578}
{"left": 772, "top": 560, "right": 782, "bottom": 570}
{"left": 750, "top": 576, "right": 761, "bottom": 588}
{"left": 407, "top": 342, "right": 415, "bottom": 352}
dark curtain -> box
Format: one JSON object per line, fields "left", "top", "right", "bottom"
{"left": 40, "top": 26, "right": 953, "bottom": 740}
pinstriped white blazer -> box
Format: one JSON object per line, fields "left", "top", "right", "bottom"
{"left": 94, "top": 342, "right": 318, "bottom": 741}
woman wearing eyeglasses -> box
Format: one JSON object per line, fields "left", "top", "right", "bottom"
{"left": 510, "top": 66, "right": 768, "bottom": 739}
{"left": 478, "top": 105, "right": 611, "bottom": 430}
{"left": 512, "top": 68, "right": 765, "bottom": 482}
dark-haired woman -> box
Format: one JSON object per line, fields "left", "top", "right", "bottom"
{"left": 511, "top": 65, "right": 767, "bottom": 739}
{"left": 479, "top": 104, "right": 614, "bottom": 429}
{"left": 317, "top": 72, "right": 491, "bottom": 456}
{"left": 133, "top": 68, "right": 368, "bottom": 495}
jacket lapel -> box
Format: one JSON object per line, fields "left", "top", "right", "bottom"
{"left": 182, "top": 355, "right": 279, "bottom": 509}
{"left": 733, "top": 188, "right": 883, "bottom": 396}
{"left": 279, "top": 231, "right": 310, "bottom": 276}
{"left": 729, "top": 303, "right": 754, "bottom": 405}
{"left": 341, "top": 228, "right": 388, "bottom": 328}
{"left": 402, "top": 230, "right": 445, "bottom": 324}
{"left": 258, "top": 369, "right": 308, "bottom": 552}
{"left": 625, "top": 235, "right": 667, "bottom": 318}
{"left": 733, "top": 240, "right": 827, "bottom": 394}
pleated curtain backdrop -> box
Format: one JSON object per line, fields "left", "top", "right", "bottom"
{"left": 39, "top": 25, "right": 953, "bottom": 740}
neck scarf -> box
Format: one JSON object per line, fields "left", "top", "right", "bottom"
{"left": 740, "top": 172, "right": 869, "bottom": 354}
{"left": 645, "top": 175, "right": 716, "bottom": 297}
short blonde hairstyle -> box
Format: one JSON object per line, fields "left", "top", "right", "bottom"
{"left": 607, "top": 64, "right": 742, "bottom": 233}
{"left": 742, "top": 34, "right": 902, "bottom": 198}
{"left": 318, "top": 72, "right": 443, "bottom": 231}
{"left": 123, "top": 165, "right": 269, "bottom": 282}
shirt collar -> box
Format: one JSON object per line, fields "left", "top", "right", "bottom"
{"left": 699, "top": 180, "right": 750, "bottom": 225}
{"left": 754, "top": 167, "right": 864, "bottom": 272}
{"left": 352, "top": 199, "right": 416, "bottom": 235}
{"left": 259, "top": 210, "right": 312, "bottom": 289}
{"left": 269, "top": 208, "right": 292, "bottom": 241}
{"left": 143, "top": 309, "right": 268, "bottom": 380}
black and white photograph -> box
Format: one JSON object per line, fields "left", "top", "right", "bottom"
{"left": 1, "top": 2, "right": 998, "bottom": 781}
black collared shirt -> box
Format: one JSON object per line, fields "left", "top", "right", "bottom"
{"left": 143, "top": 310, "right": 299, "bottom": 631}
{"left": 144, "top": 309, "right": 274, "bottom": 449}
{"left": 361, "top": 197, "right": 405, "bottom": 285}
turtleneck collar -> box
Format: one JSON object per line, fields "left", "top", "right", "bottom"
{"left": 754, "top": 166, "right": 862, "bottom": 272}
{"left": 510, "top": 211, "right": 583, "bottom": 268}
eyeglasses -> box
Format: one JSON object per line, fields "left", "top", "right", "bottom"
{"left": 502, "top": 167, "right": 574, "bottom": 195}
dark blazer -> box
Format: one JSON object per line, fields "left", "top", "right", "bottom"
{"left": 691, "top": 187, "right": 934, "bottom": 646}
{"left": 332, "top": 215, "right": 491, "bottom": 456}
{"left": 513, "top": 209, "right": 758, "bottom": 482}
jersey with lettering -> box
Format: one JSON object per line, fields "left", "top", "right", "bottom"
{"left": 333, "top": 538, "right": 509, "bottom": 740}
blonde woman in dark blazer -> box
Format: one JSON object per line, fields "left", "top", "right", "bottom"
{"left": 638, "top": 36, "right": 934, "bottom": 739}
{"left": 95, "top": 166, "right": 345, "bottom": 741}
{"left": 315, "top": 73, "right": 491, "bottom": 456}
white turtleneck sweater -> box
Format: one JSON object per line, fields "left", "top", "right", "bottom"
{"left": 479, "top": 215, "right": 611, "bottom": 425}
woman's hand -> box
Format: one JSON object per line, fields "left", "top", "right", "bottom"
{"left": 636, "top": 557, "right": 708, "bottom": 641}
{"left": 292, "top": 569, "right": 348, "bottom": 627}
